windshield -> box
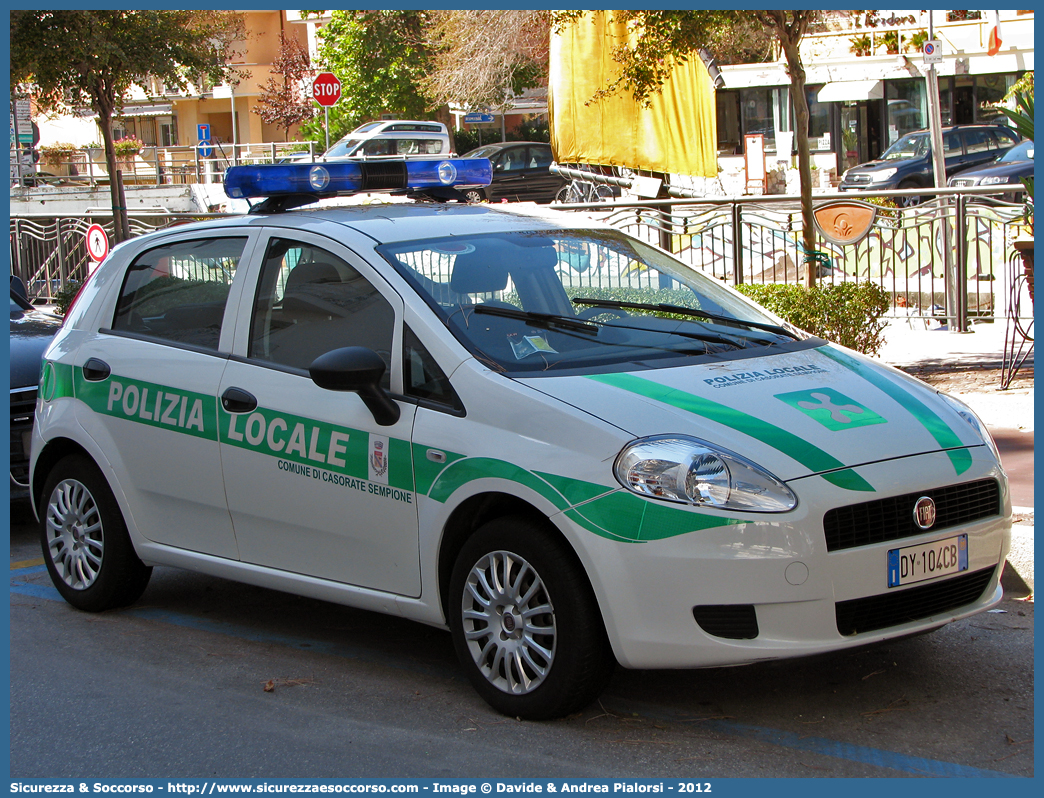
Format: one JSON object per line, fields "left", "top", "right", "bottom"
{"left": 880, "top": 132, "right": 929, "bottom": 161}
{"left": 462, "top": 146, "right": 500, "bottom": 159}
{"left": 378, "top": 229, "right": 805, "bottom": 374}
{"left": 1001, "top": 140, "right": 1034, "bottom": 162}
{"left": 324, "top": 137, "right": 364, "bottom": 159}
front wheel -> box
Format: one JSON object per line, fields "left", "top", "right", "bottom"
{"left": 463, "top": 188, "right": 486, "bottom": 203}
{"left": 897, "top": 180, "right": 923, "bottom": 207}
{"left": 40, "top": 454, "right": 152, "bottom": 612}
{"left": 449, "top": 517, "right": 614, "bottom": 719}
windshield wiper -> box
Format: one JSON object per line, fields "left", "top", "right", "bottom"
{"left": 571, "top": 298, "right": 801, "bottom": 340}
{"left": 472, "top": 305, "right": 754, "bottom": 351}
{"left": 471, "top": 305, "right": 599, "bottom": 335}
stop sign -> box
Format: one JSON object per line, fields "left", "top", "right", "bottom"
{"left": 312, "top": 72, "right": 342, "bottom": 107}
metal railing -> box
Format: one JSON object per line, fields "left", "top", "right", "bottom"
{"left": 552, "top": 183, "right": 1032, "bottom": 330}
{"left": 11, "top": 141, "right": 317, "bottom": 189}
{"left": 10, "top": 186, "right": 1033, "bottom": 330}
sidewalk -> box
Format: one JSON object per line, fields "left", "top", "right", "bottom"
{"left": 875, "top": 319, "right": 1034, "bottom": 595}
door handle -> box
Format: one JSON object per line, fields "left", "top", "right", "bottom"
{"left": 82, "top": 358, "right": 111, "bottom": 382}
{"left": 221, "top": 387, "right": 257, "bottom": 413}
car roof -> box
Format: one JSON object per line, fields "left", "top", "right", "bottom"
{"left": 467, "top": 141, "right": 549, "bottom": 151}
{"left": 135, "top": 202, "right": 604, "bottom": 248}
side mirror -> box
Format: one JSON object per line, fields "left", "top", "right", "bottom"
{"left": 309, "top": 346, "right": 400, "bottom": 427}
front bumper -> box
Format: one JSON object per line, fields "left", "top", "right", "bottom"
{"left": 568, "top": 449, "right": 1010, "bottom": 670}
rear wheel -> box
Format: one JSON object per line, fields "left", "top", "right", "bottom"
{"left": 448, "top": 517, "right": 614, "bottom": 719}
{"left": 463, "top": 188, "right": 486, "bottom": 203}
{"left": 40, "top": 454, "right": 152, "bottom": 612}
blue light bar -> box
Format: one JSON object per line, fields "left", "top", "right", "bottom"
{"left": 224, "top": 159, "right": 492, "bottom": 200}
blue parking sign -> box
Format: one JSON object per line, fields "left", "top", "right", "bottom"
{"left": 197, "top": 124, "right": 212, "bottom": 158}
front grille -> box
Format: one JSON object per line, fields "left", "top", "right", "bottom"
{"left": 836, "top": 566, "right": 996, "bottom": 636}
{"left": 824, "top": 479, "right": 1000, "bottom": 552}
{"left": 949, "top": 177, "right": 978, "bottom": 187}
{"left": 844, "top": 174, "right": 873, "bottom": 185}
{"left": 693, "top": 605, "right": 759, "bottom": 639}
{"left": 10, "top": 388, "right": 38, "bottom": 486}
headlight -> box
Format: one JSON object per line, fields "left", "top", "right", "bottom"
{"left": 872, "top": 167, "right": 898, "bottom": 181}
{"left": 614, "top": 435, "right": 797, "bottom": 512}
{"left": 980, "top": 175, "right": 1009, "bottom": 185}
{"left": 938, "top": 393, "right": 1001, "bottom": 462}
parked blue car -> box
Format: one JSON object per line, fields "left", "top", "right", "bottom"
{"left": 839, "top": 124, "right": 1020, "bottom": 206}
{"left": 948, "top": 139, "right": 1034, "bottom": 202}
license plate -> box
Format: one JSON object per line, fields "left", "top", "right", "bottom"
{"left": 888, "top": 534, "right": 968, "bottom": 588}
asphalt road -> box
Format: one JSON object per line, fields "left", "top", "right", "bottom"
{"left": 991, "top": 428, "right": 1034, "bottom": 507}
{"left": 8, "top": 502, "right": 1033, "bottom": 780}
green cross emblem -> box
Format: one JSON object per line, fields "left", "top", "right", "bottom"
{"left": 775, "top": 388, "right": 886, "bottom": 431}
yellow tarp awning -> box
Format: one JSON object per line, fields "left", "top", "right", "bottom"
{"left": 549, "top": 11, "right": 718, "bottom": 177}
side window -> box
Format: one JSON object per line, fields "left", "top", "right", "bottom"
{"left": 361, "top": 138, "right": 394, "bottom": 157}
{"left": 249, "top": 238, "right": 395, "bottom": 385}
{"left": 994, "top": 128, "right": 1018, "bottom": 148}
{"left": 403, "top": 325, "right": 462, "bottom": 412}
{"left": 530, "top": 147, "right": 553, "bottom": 169}
{"left": 943, "top": 132, "right": 962, "bottom": 155}
{"left": 111, "top": 236, "right": 246, "bottom": 350}
{"left": 963, "top": 129, "right": 992, "bottom": 154}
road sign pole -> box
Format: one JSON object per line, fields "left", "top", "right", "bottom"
{"left": 924, "top": 11, "right": 958, "bottom": 331}
{"left": 325, "top": 107, "right": 330, "bottom": 156}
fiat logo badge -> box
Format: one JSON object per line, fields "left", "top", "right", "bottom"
{"left": 913, "top": 496, "right": 937, "bottom": 530}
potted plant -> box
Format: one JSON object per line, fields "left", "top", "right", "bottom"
{"left": 850, "top": 34, "right": 872, "bottom": 57}
{"left": 880, "top": 30, "right": 899, "bottom": 55}
{"left": 38, "top": 142, "right": 78, "bottom": 174}
{"left": 906, "top": 30, "right": 928, "bottom": 54}
{"left": 112, "top": 136, "right": 145, "bottom": 167}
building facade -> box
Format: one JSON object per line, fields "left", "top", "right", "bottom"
{"left": 715, "top": 10, "right": 1033, "bottom": 185}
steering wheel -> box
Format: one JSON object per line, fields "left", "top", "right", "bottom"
{"left": 577, "top": 306, "right": 629, "bottom": 321}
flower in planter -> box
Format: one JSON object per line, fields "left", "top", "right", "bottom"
{"left": 38, "top": 142, "right": 78, "bottom": 167}
{"left": 113, "top": 136, "right": 145, "bottom": 159}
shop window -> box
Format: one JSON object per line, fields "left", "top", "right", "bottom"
{"left": 805, "top": 85, "right": 831, "bottom": 152}
{"left": 740, "top": 87, "right": 789, "bottom": 152}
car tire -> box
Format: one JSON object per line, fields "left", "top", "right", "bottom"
{"left": 40, "top": 454, "right": 152, "bottom": 612}
{"left": 463, "top": 189, "right": 486, "bottom": 203}
{"left": 897, "top": 179, "right": 923, "bottom": 207}
{"left": 448, "top": 516, "right": 615, "bottom": 719}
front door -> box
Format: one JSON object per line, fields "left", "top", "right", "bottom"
{"left": 218, "top": 230, "right": 420, "bottom": 596}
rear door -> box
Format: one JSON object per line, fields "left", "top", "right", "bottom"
{"left": 70, "top": 231, "right": 259, "bottom": 559}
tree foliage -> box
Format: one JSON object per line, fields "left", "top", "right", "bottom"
{"left": 10, "top": 10, "right": 241, "bottom": 241}
{"left": 553, "top": 10, "right": 824, "bottom": 286}
{"left": 422, "top": 10, "right": 550, "bottom": 110}
{"left": 300, "top": 10, "right": 438, "bottom": 147}
{"left": 253, "top": 32, "right": 315, "bottom": 141}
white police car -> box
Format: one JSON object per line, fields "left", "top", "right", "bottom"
{"left": 31, "top": 159, "right": 1011, "bottom": 719}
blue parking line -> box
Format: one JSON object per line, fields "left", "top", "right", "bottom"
{"left": 11, "top": 570, "right": 1019, "bottom": 778}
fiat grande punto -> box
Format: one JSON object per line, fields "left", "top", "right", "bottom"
{"left": 31, "top": 159, "right": 1012, "bottom": 719}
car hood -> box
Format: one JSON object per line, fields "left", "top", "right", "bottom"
{"left": 10, "top": 309, "right": 62, "bottom": 389}
{"left": 956, "top": 160, "right": 1033, "bottom": 180}
{"left": 844, "top": 158, "right": 915, "bottom": 175}
{"left": 517, "top": 342, "right": 984, "bottom": 492}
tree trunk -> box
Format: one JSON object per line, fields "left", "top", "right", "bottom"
{"left": 770, "top": 12, "right": 817, "bottom": 287}
{"left": 97, "top": 107, "right": 127, "bottom": 245}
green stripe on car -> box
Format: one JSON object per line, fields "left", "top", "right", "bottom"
{"left": 588, "top": 372, "right": 875, "bottom": 492}
{"left": 819, "top": 347, "right": 973, "bottom": 475}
